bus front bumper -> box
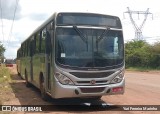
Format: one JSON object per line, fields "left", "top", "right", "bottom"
{"left": 53, "top": 78, "right": 125, "bottom": 99}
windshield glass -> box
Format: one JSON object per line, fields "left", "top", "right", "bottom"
{"left": 55, "top": 27, "right": 124, "bottom": 69}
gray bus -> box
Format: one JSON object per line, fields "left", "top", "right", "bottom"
{"left": 17, "top": 12, "right": 125, "bottom": 100}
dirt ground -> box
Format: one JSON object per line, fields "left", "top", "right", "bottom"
{"left": 0, "top": 65, "right": 160, "bottom": 114}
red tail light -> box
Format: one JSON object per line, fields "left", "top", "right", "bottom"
{"left": 112, "top": 87, "right": 123, "bottom": 92}
{"left": 6, "top": 64, "right": 13, "bottom": 67}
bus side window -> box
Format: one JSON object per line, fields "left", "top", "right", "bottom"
{"left": 26, "top": 39, "right": 29, "bottom": 56}
{"left": 46, "top": 31, "right": 51, "bottom": 54}
{"left": 39, "top": 31, "right": 42, "bottom": 53}
{"left": 30, "top": 36, "right": 35, "bottom": 56}
{"left": 28, "top": 39, "right": 30, "bottom": 56}
{"left": 33, "top": 36, "right": 36, "bottom": 55}
{"left": 41, "top": 29, "right": 46, "bottom": 53}
{"left": 46, "top": 23, "right": 52, "bottom": 54}
{"left": 35, "top": 32, "right": 40, "bottom": 54}
{"left": 21, "top": 43, "right": 24, "bottom": 57}
{"left": 24, "top": 42, "right": 26, "bottom": 57}
{"left": 51, "top": 21, "right": 54, "bottom": 30}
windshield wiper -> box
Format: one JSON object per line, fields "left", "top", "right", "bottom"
{"left": 96, "top": 27, "right": 110, "bottom": 43}
{"left": 73, "top": 26, "right": 88, "bottom": 44}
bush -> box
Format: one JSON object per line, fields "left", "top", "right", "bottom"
{"left": 125, "top": 40, "right": 160, "bottom": 69}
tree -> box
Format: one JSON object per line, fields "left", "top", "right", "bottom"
{"left": 125, "top": 40, "right": 160, "bottom": 69}
{"left": 125, "top": 40, "right": 151, "bottom": 68}
{"left": 149, "top": 42, "right": 160, "bottom": 68}
{"left": 0, "top": 42, "right": 5, "bottom": 62}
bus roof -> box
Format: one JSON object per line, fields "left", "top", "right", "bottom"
{"left": 21, "top": 12, "right": 121, "bottom": 45}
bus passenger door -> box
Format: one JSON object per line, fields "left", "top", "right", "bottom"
{"left": 45, "top": 30, "right": 52, "bottom": 92}
{"left": 30, "top": 38, "right": 34, "bottom": 81}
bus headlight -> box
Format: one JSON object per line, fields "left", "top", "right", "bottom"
{"left": 55, "top": 72, "right": 74, "bottom": 85}
{"left": 110, "top": 72, "right": 124, "bottom": 84}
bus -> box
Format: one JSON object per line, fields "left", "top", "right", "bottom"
{"left": 17, "top": 12, "right": 125, "bottom": 100}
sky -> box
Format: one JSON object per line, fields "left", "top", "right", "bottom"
{"left": 0, "top": 0, "right": 160, "bottom": 59}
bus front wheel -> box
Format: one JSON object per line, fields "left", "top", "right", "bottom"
{"left": 40, "top": 78, "right": 49, "bottom": 101}
{"left": 25, "top": 70, "right": 31, "bottom": 87}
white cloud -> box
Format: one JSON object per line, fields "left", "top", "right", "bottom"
{"left": 0, "top": 0, "right": 21, "bottom": 20}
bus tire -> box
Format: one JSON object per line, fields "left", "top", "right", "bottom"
{"left": 40, "top": 76, "right": 49, "bottom": 101}
{"left": 25, "top": 70, "right": 31, "bottom": 87}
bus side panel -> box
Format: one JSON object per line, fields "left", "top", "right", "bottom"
{"left": 16, "top": 59, "right": 21, "bottom": 75}
{"left": 20, "top": 57, "right": 25, "bottom": 79}
{"left": 39, "top": 54, "right": 45, "bottom": 82}
{"left": 20, "top": 57, "right": 30, "bottom": 80}
{"left": 25, "top": 56, "right": 31, "bottom": 82}
{"left": 32, "top": 54, "right": 43, "bottom": 88}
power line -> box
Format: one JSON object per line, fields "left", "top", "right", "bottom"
{"left": 123, "top": 7, "right": 153, "bottom": 40}
{"left": 0, "top": 0, "right": 4, "bottom": 44}
{"left": 7, "top": 0, "right": 19, "bottom": 45}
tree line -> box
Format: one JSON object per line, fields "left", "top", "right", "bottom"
{"left": 125, "top": 40, "right": 160, "bottom": 69}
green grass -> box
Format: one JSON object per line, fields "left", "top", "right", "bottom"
{"left": 126, "top": 66, "right": 160, "bottom": 72}
{"left": 0, "top": 65, "right": 12, "bottom": 92}
{"left": 0, "top": 65, "right": 13, "bottom": 106}
{"left": 0, "top": 65, "right": 11, "bottom": 83}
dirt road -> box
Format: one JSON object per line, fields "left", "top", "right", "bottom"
{"left": 1, "top": 66, "right": 160, "bottom": 114}
{"left": 103, "top": 71, "right": 160, "bottom": 105}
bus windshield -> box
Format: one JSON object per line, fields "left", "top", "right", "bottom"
{"left": 55, "top": 27, "right": 124, "bottom": 69}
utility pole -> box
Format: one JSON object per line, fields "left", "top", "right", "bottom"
{"left": 124, "top": 7, "right": 153, "bottom": 40}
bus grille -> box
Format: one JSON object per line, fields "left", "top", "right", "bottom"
{"left": 80, "top": 87, "right": 105, "bottom": 93}
{"left": 70, "top": 71, "right": 115, "bottom": 78}
{"left": 76, "top": 80, "right": 108, "bottom": 85}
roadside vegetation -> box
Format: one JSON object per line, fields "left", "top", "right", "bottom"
{"left": 0, "top": 65, "right": 12, "bottom": 105}
{"left": 0, "top": 41, "right": 5, "bottom": 62}
{"left": 0, "top": 65, "right": 11, "bottom": 83}
{"left": 125, "top": 40, "right": 160, "bottom": 71}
